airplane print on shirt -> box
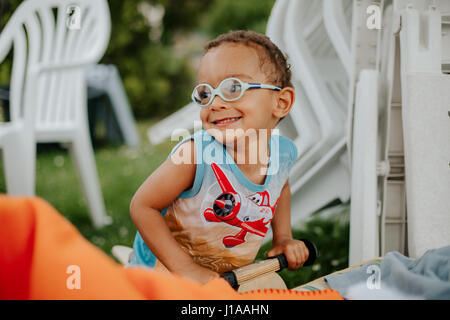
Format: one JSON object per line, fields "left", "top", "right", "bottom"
{"left": 203, "top": 163, "right": 279, "bottom": 248}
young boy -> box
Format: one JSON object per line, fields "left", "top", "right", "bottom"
{"left": 129, "top": 30, "right": 309, "bottom": 285}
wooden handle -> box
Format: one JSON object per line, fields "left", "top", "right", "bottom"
{"left": 234, "top": 254, "right": 287, "bottom": 284}
{"left": 220, "top": 255, "right": 287, "bottom": 289}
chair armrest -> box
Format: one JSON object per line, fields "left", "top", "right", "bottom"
{"left": 0, "top": 27, "right": 13, "bottom": 65}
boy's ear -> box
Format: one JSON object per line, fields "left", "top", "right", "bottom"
{"left": 272, "top": 87, "right": 295, "bottom": 119}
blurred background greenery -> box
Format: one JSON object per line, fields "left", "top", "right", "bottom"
{"left": 0, "top": 0, "right": 349, "bottom": 289}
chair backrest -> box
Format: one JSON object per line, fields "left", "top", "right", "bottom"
{"left": 283, "top": 0, "right": 346, "bottom": 160}
{"left": 0, "top": 0, "right": 110, "bottom": 129}
{"left": 266, "top": 0, "right": 321, "bottom": 158}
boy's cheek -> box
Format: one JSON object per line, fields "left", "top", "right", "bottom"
{"left": 199, "top": 109, "right": 209, "bottom": 125}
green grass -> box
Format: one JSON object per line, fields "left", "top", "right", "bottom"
{"left": 0, "top": 119, "right": 350, "bottom": 289}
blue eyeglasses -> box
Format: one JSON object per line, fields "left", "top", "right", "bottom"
{"left": 191, "top": 77, "right": 281, "bottom": 107}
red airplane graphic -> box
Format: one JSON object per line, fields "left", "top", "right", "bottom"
{"left": 203, "top": 163, "right": 277, "bottom": 247}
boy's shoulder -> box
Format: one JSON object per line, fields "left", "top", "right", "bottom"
{"left": 273, "top": 134, "right": 298, "bottom": 164}
{"left": 168, "top": 130, "right": 212, "bottom": 164}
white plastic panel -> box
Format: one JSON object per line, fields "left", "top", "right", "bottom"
{"left": 401, "top": 73, "right": 450, "bottom": 258}
{"left": 349, "top": 69, "right": 379, "bottom": 266}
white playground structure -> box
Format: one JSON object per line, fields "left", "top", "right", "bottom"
{"left": 148, "top": 0, "right": 450, "bottom": 266}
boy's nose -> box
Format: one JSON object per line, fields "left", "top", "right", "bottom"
{"left": 209, "top": 95, "right": 231, "bottom": 111}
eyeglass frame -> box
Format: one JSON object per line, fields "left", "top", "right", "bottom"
{"left": 191, "top": 77, "right": 282, "bottom": 108}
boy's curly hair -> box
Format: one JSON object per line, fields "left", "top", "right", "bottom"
{"left": 204, "top": 30, "right": 293, "bottom": 89}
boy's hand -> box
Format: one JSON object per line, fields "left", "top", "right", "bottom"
{"left": 267, "top": 239, "right": 309, "bottom": 270}
{"left": 176, "top": 261, "right": 219, "bottom": 285}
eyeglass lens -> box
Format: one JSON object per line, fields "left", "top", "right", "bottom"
{"left": 193, "top": 85, "right": 212, "bottom": 105}
{"left": 193, "top": 79, "right": 243, "bottom": 106}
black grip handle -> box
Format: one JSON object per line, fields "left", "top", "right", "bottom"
{"left": 300, "top": 238, "right": 318, "bottom": 267}
{"left": 220, "top": 271, "right": 238, "bottom": 289}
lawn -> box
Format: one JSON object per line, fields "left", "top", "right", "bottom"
{"left": 0, "top": 119, "right": 350, "bottom": 289}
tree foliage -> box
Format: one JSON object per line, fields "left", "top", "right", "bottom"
{"left": 101, "top": 0, "right": 196, "bottom": 119}
{"left": 202, "top": 0, "right": 275, "bottom": 36}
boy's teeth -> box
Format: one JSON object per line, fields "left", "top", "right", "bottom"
{"left": 216, "top": 117, "right": 240, "bottom": 124}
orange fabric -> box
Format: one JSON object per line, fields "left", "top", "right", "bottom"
{"left": 0, "top": 196, "right": 342, "bottom": 300}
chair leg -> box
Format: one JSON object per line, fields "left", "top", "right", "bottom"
{"left": 2, "top": 132, "right": 35, "bottom": 196}
{"left": 69, "top": 131, "right": 111, "bottom": 228}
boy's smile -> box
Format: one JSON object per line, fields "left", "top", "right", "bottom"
{"left": 210, "top": 116, "right": 242, "bottom": 127}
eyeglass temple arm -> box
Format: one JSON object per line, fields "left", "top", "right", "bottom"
{"left": 247, "top": 83, "right": 281, "bottom": 91}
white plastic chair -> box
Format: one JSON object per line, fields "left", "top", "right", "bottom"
{"left": 322, "top": 0, "right": 352, "bottom": 79}
{"left": 348, "top": 69, "right": 379, "bottom": 266}
{"left": 266, "top": 0, "right": 320, "bottom": 158}
{"left": 323, "top": 0, "right": 353, "bottom": 115}
{"left": 0, "top": 0, "right": 112, "bottom": 228}
{"left": 264, "top": 0, "right": 352, "bottom": 224}
{"left": 284, "top": 0, "right": 346, "bottom": 177}
{"left": 280, "top": 0, "right": 351, "bottom": 223}
{"left": 85, "top": 64, "right": 140, "bottom": 147}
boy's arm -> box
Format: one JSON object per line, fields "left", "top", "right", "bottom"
{"left": 130, "top": 140, "right": 218, "bottom": 283}
{"left": 268, "top": 181, "right": 309, "bottom": 270}
{"left": 270, "top": 180, "right": 293, "bottom": 244}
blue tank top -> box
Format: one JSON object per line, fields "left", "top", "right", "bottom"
{"left": 131, "top": 129, "right": 298, "bottom": 273}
